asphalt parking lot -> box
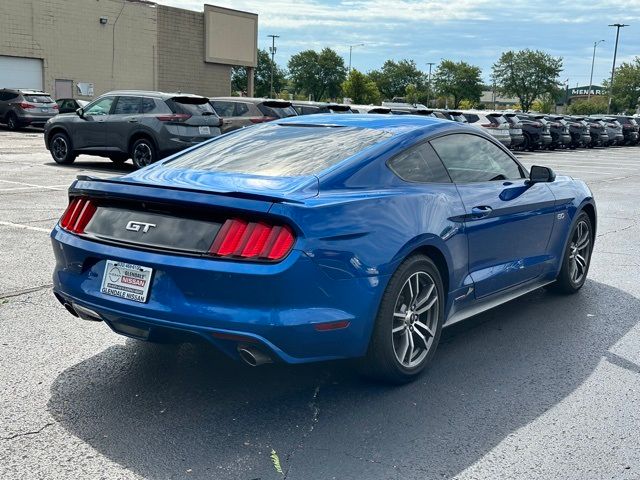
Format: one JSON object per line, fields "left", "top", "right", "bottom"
{"left": 1, "top": 129, "right": 639, "bottom": 480}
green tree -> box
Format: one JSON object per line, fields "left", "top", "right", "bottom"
{"left": 567, "top": 97, "right": 609, "bottom": 115}
{"left": 288, "top": 48, "right": 347, "bottom": 101}
{"left": 231, "top": 49, "right": 287, "bottom": 97}
{"left": 433, "top": 60, "right": 483, "bottom": 108}
{"left": 609, "top": 57, "right": 640, "bottom": 113}
{"left": 368, "top": 59, "right": 426, "bottom": 100}
{"left": 341, "top": 69, "right": 380, "bottom": 104}
{"left": 492, "top": 49, "right": 563, "bottom": 112}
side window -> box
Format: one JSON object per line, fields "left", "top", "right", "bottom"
{"left": 211, "top": 101, "right": 235, "bottom": 117}
{"left": 430, "top": 134, "right": 524, "bottom": 183}
{"left": 235, "top": 102, "right": 250, "bottom": 116}
{"left": 84, "top": 96, "right": 115, "bottom": 116}
{"left": 113, "top": 96, "right": 141, "bottom": 115}
{"left": 388, "top": 143, "right": 451, "bottom": 183}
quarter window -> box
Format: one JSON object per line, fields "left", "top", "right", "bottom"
{"left": 388, "top": 143, "right": 451, "bottom": 183}
{"left": 430, "top": 134, "right": 524, "bottom": 183}
{"left": 211, "top": 100, "right": 235, "bottom": 117}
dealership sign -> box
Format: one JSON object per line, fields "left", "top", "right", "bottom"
{"left": 569, "top": 85, "right": 605, "bottom": 97}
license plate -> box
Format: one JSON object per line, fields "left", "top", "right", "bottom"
{"left": 41, "top": 108, "right": 51, "bottom": 113}
{"left": 199, "top": 126, "right": 211, "bottom": 135}
{"left": 100, "top": 260, "right": 153, "bottom": 303}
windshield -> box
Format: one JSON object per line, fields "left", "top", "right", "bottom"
{"left": 165, "top": 124, "right": 393, "bottom": 177}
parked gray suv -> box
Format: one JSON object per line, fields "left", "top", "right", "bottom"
{"left": 44, "top": 90, "right": 221, "bottom": 168}
{"left": 0, "top": 88, "right": 59, "bottom": 129}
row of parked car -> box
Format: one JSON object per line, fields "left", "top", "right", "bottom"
{"left": 1, "top": 87, "right": 637, "bottom": 169}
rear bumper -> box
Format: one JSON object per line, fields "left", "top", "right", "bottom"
{"left": 509, "top": 133, "right": 524, "bottom": 147}
{"left": 15, "top": 112, "right": 56, "bottom": 127}
{"left": 51, "top": 226, "right": 385, "bottom": 363}
{"left": 158, "top": 128, "right": 222, "bottom": 157}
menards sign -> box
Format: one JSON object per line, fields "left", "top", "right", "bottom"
{"left": 569, "top": 85, "right": 605, "bottom": 97}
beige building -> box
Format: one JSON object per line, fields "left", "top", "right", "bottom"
{"left": 0, "top": 0, "right": 258, "bottom": 99}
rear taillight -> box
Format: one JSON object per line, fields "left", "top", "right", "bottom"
{"left": 481, "top": 123, "right": 497, "bottom": 128}
{"left": 52, "top": 104, "right": 59, "bottom": 110}
{"left": 532, "top": 122, "right": 541, "bottom": 127}
{"left": 209, "top": 218, "right": 295, "bottom": 261}
{"left": 18, "top": 102, "right": 36, "bottom": 109}
{"left": 156, "top": 114, "right": 192, "bottom": 122}
{"left": 249, "top": 116, "right": 276, "bottom": 124}
{"left": 59, "top": 198, "right": 96, "bottom": 234}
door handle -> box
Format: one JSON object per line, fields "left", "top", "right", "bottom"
{"left": 471, "top": 206, "right": 493, "bottom": 218}
{"left": 127, "top": 118, "right": 139, "bottom": 123}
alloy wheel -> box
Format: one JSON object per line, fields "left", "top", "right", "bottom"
{"left": 133, "top": 142, "right": 152, "bottom": 167}
{"left": 7, "top": 116, "right": 16, "bottom": 130}
{"left": 568, "top": 220, "right": 591, "bottom": 284}
{"left": 52, "top": 136, "right": 68, "bottom": 161}
{"left": 392, "top": 271, "right": 439, "bottom": 368}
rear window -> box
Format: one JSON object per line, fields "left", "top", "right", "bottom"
{"left": 166, "top": 124, "right": 393, "bottom": 177}
{"left": 24, "top": 95, "right": 53, "bottom": 103}
{"left": 170, "top": 97, "right": 216, "bottom": 116}
{"left": 258, "top": 103, "right": 297, "bottom": 118}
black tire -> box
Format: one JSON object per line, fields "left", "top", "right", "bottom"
{"left": 130, "top": 137, "right": 156, "bottom": 169}
{"left": 109, "top": 154, "right": 129, "bottom": 166}
{"left": 6, "top": 113, "right": 19, "bottom": 131}
{"left": 522, "top": 133, "right": 533, "bottom": 152}
{"left": 361, "top": 255, "right": 445, "bottom": 383}
{"left": 49, "top": 132, "right": 76, "bottom": 165}
{"left": 549, "top": 212, "right": 593, "bottom": 294}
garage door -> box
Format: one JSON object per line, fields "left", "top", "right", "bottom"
{"left": 0, "top": 56, "right": 43, "bottom": 90}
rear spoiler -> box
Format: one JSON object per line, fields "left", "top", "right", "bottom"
{"left": 327, "top": 104, "right": 352, "bottom": 112}
{"left": 262, "top": 100, "right": 293, "bottom": 108}
{"left": 73, "top": 175, "right": 306, "bottom": 204}
{"left": 170, "top": 96, "right": 209, "bottom": 104}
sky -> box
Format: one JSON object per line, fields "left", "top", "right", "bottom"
{"left": 159, "top": 0, "right": 640, "bottom": 87}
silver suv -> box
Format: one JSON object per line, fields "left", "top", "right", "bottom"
{"left": 44, "top": 90, "right": 222, "bottom": 169}
{"left": 0, "top": 88, "right": 59, "bottom": 129}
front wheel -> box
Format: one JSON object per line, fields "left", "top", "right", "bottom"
{"left": 49, "top": 132, "right": 76, "bottom": 164}
{"left": 6, "top": 113, "right": 19, "bottom": 131}
{"left": 550, "top": 212, "right": 593, "bottom": 294}
{"left": 361, "top": 255, "right": 444, "bottom": 383}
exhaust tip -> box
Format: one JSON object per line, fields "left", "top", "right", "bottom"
{"left": 63, "top": 302, "right": 79, "bottom": 318}
{"left": 237, "top": 344, "right": 272, "bottom": 367}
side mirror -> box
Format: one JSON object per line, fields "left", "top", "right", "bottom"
{"left": 528, "top": 165, "right": 556, "bottom": 184}
{"left": 75, "top": 107, "right": 85, "bottom": 118}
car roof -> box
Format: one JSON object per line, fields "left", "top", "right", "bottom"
{"left": 103, "top": 90, "right": 206, "bottom": 99}
{"left": 211, "top": 97, "right": 291, "bottom": 105}
{"left": 1, "top": 88, "right": 50, "bottom": 95}
{"left": 274, "top": 113, "right": 464, "bottom": 134}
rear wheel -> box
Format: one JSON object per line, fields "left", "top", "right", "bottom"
{"left": 50, "top": 132, "right": 76, "bottom": 164}
{"left": 522, "top": 133, "right": 532, "bottom": 151}
{"left": 131, "top": 138, "right": 156, "bottom": 169}
{"left": 6, "top": 113, "right": 19, "bottom": 131}
{"left": 550, "top": 212, "right": 593, "bottom": 294}
{"left": 361, "top": 255, "right": 444, "bottom": 383}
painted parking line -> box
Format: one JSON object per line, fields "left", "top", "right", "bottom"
{"left": 0, "top": 220, "right": 51, "bottom": 233}
{"left": 0, "top": 179, "right": 69, "bottom": 190}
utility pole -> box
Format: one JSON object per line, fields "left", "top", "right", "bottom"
{"left": 607, "top": 23, "right": 628, "bottom": 113}
{"left": 426, "top": 62, "right": 435, "bottom": 108}
{"left": 588, "top": 40, "right": 605, "bottom": 101}
{"left": 267, "top": 34, "right": 279, "bottom": 98}
{"left": 348, "top": 43, "right": 364, "bottom": 72}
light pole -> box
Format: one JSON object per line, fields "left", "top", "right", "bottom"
{"left": 426, "top": 62, "right": 435, "bottom": 107}
{"left": 588, "top": 40, "right": 605, "bottom": 101}
{"left": 607, "top": 23, "right": 628, "bottom": 113}
{"left": 348, "top": 43, "right": 364, "bottom": 72}
{"left": 267, "top": 34, "right": 279, "bottom": 98}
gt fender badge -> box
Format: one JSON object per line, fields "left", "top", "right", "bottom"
{"left": 557, "top": 213, "right": 566, "bottom": 220}
{"left": 126, "top": 221, "right": 157, "bottom": 233}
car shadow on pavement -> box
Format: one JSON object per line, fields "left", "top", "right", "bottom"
{"left": 48, "top": 280, "right": 639, "bottom": 480}
{"left": 45, "top": 160, "right": 135, "bottom": 174}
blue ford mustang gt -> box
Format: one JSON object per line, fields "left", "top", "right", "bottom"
{"left": 51, "top": 115, "right": 596, "bottom": 382}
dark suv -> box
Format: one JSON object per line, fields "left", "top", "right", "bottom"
{"left": 44, "top": 91, "right": 221, "bottom": 168}
{"left": 610, "top": 116, "right": 639, "bottom": 145}
{"left": 0, "top": 88, "right": 59, "bottom": 129}
{"left": 292, "top": 101, "right": 352, "bottom": 115}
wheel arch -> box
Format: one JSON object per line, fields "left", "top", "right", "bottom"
{"left": 580, "top": 201, "right": 597, "bottom": 238}
{"left": 45, "top": 126, "right": 72, "bottom": 150}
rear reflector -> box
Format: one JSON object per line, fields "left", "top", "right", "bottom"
{"left": 314, "top": 320, "right": 350, "bottom": 331}
{"left": 59, "top": 197, "right": 96, "bottom": 234}
{"left": 209, "top": 218, "right": 295, "bottom": 261}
